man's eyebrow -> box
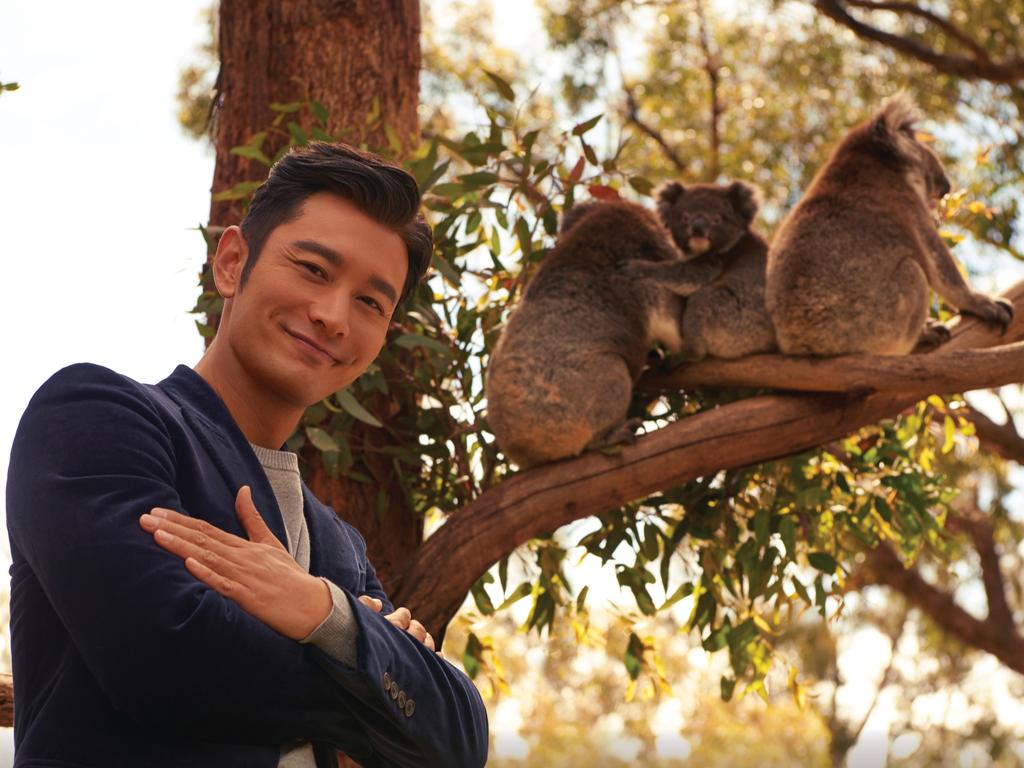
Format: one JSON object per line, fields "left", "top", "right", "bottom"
{"left": 292, "top": 239, "right": 399, "bottom": 305}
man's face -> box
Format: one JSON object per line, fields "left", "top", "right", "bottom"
{"left": 222, "top": 192, "right": 408, "bottom": 409}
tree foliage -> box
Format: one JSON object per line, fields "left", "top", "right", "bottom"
{"left": 183, "top": 0, "right": 1024, "bottom": 760}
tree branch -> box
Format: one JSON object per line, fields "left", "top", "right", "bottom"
{"left": 395, "top": 280, "right": 1024, "bottom": 634}
{"left": 623, "top": 88, "right": 687, "bottom": 173}
{"left": 639, "top": 339, "right": 1024, "bottom": 395}
{"left": 843, "top": 0, "right": 991, "bottom": 60}
{"left": 861, "top": 543, "right": 1024, "bottom": 673}
{"left": 963, "top": 404, "right": 1024, "bottom": 465}
{"left": 813, "top": 0, "right": 1024, "bottom": 84}
{"left": 946, "top": 506, "right": 1017, "bottom": 637}
{"left": 693, "top": 0, "right": 722, "bottom": 180}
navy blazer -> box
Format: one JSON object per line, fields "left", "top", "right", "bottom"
{"left": 6, "top": 364, "right": 488, "bottom": 767}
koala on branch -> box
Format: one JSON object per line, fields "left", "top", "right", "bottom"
{"left": 766, "top": 93, "right": 1012, "bottom": 356}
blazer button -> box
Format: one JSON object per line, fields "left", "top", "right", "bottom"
{"left": 390, "top": 683, "right": 400, "bottom": 700}
{"left": 404, "top": 699, "right": 415, "bottom": 717}
{"left": 383, "top": 671, "right": 392, "bottom": 690}
{"left": 397, "top": 691, "right": 407, "bottom": 708}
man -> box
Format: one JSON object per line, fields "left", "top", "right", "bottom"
{"left": 6, "top": 143, "right": 489, "bottom": 767}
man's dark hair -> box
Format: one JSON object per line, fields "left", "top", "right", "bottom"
{"left": 239, "top": 142, "right": 432, "bottom": 306}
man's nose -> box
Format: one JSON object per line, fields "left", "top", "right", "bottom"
{"left": 309, "top": 291, "right": 351, "bottom": 336}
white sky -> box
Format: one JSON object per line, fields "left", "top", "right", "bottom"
{"left": 0, "top": 2, "right": 213, "bottom": 533}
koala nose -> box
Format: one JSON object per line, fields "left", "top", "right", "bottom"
{"left": 691, "top": 216, "right": 708, "bottom": 235}
{"left": 937, "top": 176, "right": 951, "bottom": 197}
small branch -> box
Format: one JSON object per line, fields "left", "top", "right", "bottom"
{"left": 861, "top": 544, "right": 1024, "bottom": 674}
{"left": 693, "top": 0, "right": 722, "bottom": 180}
{"left": 623, "top": 88, "right": 687, "bottom": 173}
{"left": 963, "top": 407, "right": 1024, "bottom": 464}
{"left": 0, "top": 674, "right": 10, "bottom": 728}
{"left": 844, "top": 0, "right": 990, "bottom": 61}
{"left": 813, "top": 0, "right": 1024, "bottom": 84}
{"left": 946, "top": 507, "right": 1016, "bottom": 637}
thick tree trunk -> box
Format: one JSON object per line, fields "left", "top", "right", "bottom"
{"left": 206, "top": 0, "right": 423, "bottom": 593}
{"left": 209, "top": 0, "right": 421, "bottom": 229}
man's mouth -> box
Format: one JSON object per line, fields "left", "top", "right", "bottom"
{"left": 282, "top": 326, "right": 342, "bottom": 365}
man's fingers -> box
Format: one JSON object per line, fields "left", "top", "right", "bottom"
{"left": 358, "top": 595, "right": 383, "bottom": 613}
{"left": 144, "top": 508, "right": 241, "bottom": 547}
{"left": 423, "top": 632, "right": 435, "bottom": 652}
{"left": 407, "top": 619, "right": 427, "bottom": 643}
{"left": 235, "top": 486, "right": 280, "bottom": 548}
{"left": 385, "top": 606, "right": 411, "bottom": 630}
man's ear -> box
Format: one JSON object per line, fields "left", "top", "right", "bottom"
{"left": 212, "top": 226, "right": 249, "bottom": 299}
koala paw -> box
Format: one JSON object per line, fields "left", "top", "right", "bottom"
{"left": 914, "top": 320, "right": 951, "bottom": 353}
{"left": 619, "top": 260, "right": 661, "bottom": 282}
{"left": 963, "top": 298, "right": 1014, "bottom": 335}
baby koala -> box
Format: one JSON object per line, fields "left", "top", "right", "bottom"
{"left": 623, "top": 180, "right": 776, "bottom": 359}
{"left": 766, "top": 93, "right": 1012, "bottom": 356}
{"left": 485, "top": 200, "right": 722, "bottom": 468}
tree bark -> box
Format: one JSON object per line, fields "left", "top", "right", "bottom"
{"left": 209, "top": 0, "right": 421, "bottom": 229}
{"left": 394, "top": 279, "right": 1024, "bottom": 635}
{"left": 206, "top": 0, "right": 424, "bottom": 593}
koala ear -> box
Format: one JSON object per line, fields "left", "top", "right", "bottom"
{"left": 655, "top": 181, "right": 685, "bottom": 219}
{"left": 870, "top": 92, "right": 922, "bottom": 161}
{"left": 727, "top": 181, "right": 761, "bottom": 223}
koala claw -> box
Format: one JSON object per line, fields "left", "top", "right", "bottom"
{"left": 914, "top": 321, "right": 951, "bottom": 353}
{"left": 963, "top": 298, "right": 1014, "bottom": 335}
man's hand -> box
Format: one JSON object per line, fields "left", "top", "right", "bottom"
{"left": 139, "top": 486, "right": 331, "bottom": 641}
{"left": 357, "top": 596, "right": 438, "bottom": 654}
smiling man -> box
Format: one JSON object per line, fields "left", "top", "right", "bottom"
{"left": 6, "top": 143, "right": 489, "bottom": 767}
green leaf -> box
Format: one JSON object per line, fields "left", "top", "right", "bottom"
{"left": 311, "top": 100, "right": 329, "bottom": 124}
{"left": 515, "top": 218, "right": 532, "bottom": 259}
{"left": 572, "top": 113, "right": 603, "bottom": 136}
{"left": 754, "top": 508, "right": 771, "bottom": 547}
{"left": 779, "top": 516, "right": 797, "bottom": 557}
{"left": 628, "top": 176, "right": 655, "bottom": 195}
{"left": 463, "top": 632, "right": 484, "bottom": 679}
{"left": 498, "top": 582, "right": 532, "bottom": 610}
{"left": 384, "top": 122, "right": 403, "bottom": 155}
{"left": 942, "top": 414, "right": 956, "bottom": 454}
{"left": 808, "top": 551, "right": 837, "bottom": 573}
{"left": 211, "top": 180, "right": 263, "bottom": 202}
{"left": 624, "top": 632, "right": 645, "bottom": 680}
{"left": 792, "top": 577, "right": 812, "bottom": 605}
{"left": 305, "top": 426, "right": 339, "bottom": 453}
{"left": 661, "top": 582, "right": 694, "bottom": 610}
{"left": 287, "top": 121, "right": 309, "bottom": 145}
{"left": 418, "top": 159, "right": 451, "bottom": 193}
{"left": 470, "top": 577, "right": 496, "bottom": 616}
{"left": 576, "top": 585, "right": 590, "bottom": 613}
{"left": 431, "top": 252, "right": 461, "bottom": 286}
{"left": 230, "top": 145, "right": 272, "bottom": 166}
{"left": 269, "top": 101, "right": 303, "bottom": 113}
{"left": 334, "top": 388, "right": 383, "bottom": 427}
{"left": 393, "top": 333, "right": 452, "bottom": 357}
{"left": 457, "top": 171, "right": 501, "bottom": 189}
{"left": 721, "top": 676, "right": 737, "bottom": 701}
{"left": 483, "top": 70, "right": 515, "bottom": 101}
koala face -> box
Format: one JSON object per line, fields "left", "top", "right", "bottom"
{"left": 905, "top": 141, "right": 952, "bottom": 208}
{"left": 656, "top": 181, "right": 760, "bottom": 259}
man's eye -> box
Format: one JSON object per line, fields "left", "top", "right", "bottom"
{"left": 360, "top": 296, "right": 385, "bottom": 314}
{"left": 299, "top": 261, "right": 327, "bottom": 279}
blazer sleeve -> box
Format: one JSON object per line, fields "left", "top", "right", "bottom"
{"left": 6, "top": 365, "right": 487, "bottom": 766}
{"left": 317, "top": 526, "right": 489, "bottom": 767}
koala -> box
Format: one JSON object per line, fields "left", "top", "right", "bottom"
{"left": 485, "top": 200, "right": 722, "bottom": 468}
{"left": 765, "top": 93, "right": 1013, "bottom": 356}
{"left": 625, "top": 180, "right": 777, "bottom": 359}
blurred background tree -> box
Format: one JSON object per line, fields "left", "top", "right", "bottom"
{"left": 172, "top": 1, "right": 1024, "bottom": 764}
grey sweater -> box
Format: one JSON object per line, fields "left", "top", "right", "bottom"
{"left": 248, "top": 443, "right": 359, "bottom": 767}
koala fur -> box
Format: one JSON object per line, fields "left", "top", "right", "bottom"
{"left": 765, "top": 93, "right": 1013, "bottom": 356}
{"left": 485, "top": 200, "right": 722, "bottom": 468}
{"left": 625, "top": 180, "right": 777, "bottom": 359}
